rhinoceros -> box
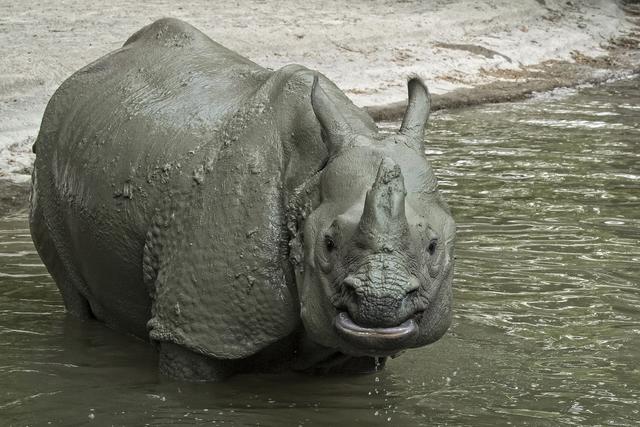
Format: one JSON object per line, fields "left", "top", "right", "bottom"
{"left": 30, "top": 18, "right": 455, "bottom": 381}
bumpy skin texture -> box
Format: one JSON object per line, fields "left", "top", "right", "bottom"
{"left": 30, "top": 18, "right": 455, "bottom": 381}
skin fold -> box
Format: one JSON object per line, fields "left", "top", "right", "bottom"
{"left": 30, "top": 18, "right": 455, "bottom": 381}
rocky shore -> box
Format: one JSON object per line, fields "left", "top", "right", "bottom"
{"left": 1, "top": 0, "right": 639, "bottom": 214}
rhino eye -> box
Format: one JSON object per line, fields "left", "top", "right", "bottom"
{"left": 428, "top": 239, "right": 438, "bottom": 256}
{"left": 325, "top": 235, "right": 336, "bottom": 252}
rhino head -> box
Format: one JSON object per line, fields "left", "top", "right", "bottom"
{"left": 297, "top": 76, "right": 456, "bottom": 358}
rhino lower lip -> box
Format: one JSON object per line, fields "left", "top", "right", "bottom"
{"left": 334, "top": 311, "right": 418, "bottom": 352}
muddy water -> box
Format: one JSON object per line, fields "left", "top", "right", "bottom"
{"left": 1, "top": 77, "right": 639, "bottom": 426}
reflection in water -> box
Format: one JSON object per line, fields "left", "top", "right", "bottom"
{"left": 1, "top": 77, "right": 639, "bottom": 425}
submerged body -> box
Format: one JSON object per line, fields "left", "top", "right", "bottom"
{"left": 30, "top": 18, "right": 455, "bottom": 380}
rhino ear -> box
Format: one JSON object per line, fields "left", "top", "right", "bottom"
{"left": 399, "top": 77, "right": 431, "bottom": 141}
{"left": 311, "top": 74, "right": 352, "bottom": 155}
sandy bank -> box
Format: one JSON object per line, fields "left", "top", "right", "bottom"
{"left": 0, "top": 0, "right": 639, "bottom": 210}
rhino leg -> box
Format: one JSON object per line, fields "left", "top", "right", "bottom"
{"left": 158, "top": 342, "right": 238, "bottom": 382}
{"left": 30, "top": 190, "right": 93, "bottom": 319}
{"left": 55, "top": 270, "right": 93, "bottom": 319}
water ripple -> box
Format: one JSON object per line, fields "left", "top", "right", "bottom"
{"left": 0, "top": 76, "right": 639, "bottom": 426}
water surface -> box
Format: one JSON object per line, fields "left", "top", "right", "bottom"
{"left": 1, "top": 77, "right": 639, "bottom": 425}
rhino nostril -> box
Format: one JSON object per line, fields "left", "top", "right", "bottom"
{"left": 342, "top": 277, "right": 356, "bottom": 291}
{"left": 402, "top": 278, "right": 421, "bottom": 307}
{"left": 342, "top": 277, "right": 360, "bottom": 298}
{"left": 405, "top": 277, "right": 420, "bottom": 295}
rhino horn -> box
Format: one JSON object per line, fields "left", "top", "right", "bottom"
{"left": 399, "top": 77, "right": 431, "bottom": 142}
{"left": 358, "top": 157, "right": 409, "bottom": 246}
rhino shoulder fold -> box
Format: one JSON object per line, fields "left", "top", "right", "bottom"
{"left": 143, "top": 149, "right": 300, "bottom": 359}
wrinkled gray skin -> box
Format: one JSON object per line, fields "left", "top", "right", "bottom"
{"left": 30, "top": 18, "right": 455, "bottom": 381}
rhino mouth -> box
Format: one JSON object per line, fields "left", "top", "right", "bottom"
{"left": 334, "top": 311, "right": 419, "bottom": 354}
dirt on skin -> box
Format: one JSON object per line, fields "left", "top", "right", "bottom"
{"left": 0, "top": 0, "right": 639, "bottom": 211}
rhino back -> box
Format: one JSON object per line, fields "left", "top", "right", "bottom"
{"left": 31, "top": 18, "right": 273, "bottom": 336}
